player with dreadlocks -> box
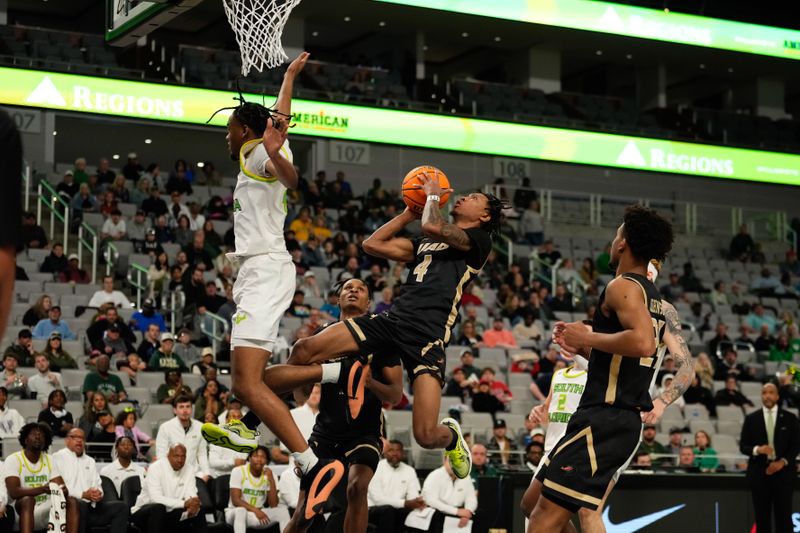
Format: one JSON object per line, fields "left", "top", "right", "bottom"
{"left": 200, "top": 51, "right": 348, "bottom": 522}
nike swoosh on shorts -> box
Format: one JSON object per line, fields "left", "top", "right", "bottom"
{"left": 602, "top": 504, "right": 685, "bottom": 532}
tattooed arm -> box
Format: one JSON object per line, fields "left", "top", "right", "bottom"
{"left": 642, "top": 301, "right": 696, "bottom": 424}
{"left": 419, "top": 172, "right": 472, "bottom": 251}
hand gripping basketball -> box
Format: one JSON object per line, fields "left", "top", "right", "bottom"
{"left": 416, "top": 169, "right": 454, "bottom": 199}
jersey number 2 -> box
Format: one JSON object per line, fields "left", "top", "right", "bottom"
{"left": 413, "top": 254, "right": 432, "bottom": 282}
{"left": 640, "top": 317, "right": 666, "bottom": 368}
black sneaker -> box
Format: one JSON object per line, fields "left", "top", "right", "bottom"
{"left": 297, "top": 457, "right": 345, "bottom": 522}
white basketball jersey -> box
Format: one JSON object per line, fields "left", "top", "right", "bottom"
{"left": 228, "top": 464, "right": 270, "bottom": 508}
{"left": 2, "top": 451, "right": 57, "bottom": 505}
{"left": 232, "top": 139, "right": 293, "bottom": 257}
{"left": 544, "top": 367, "right": 588, "bottom": 454}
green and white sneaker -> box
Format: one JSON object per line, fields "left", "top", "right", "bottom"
{"left": 201, "top": 419, "right": 259, "bottom": 453}
{"left": 441, "top": 417, "right": 472, "bottom": 479}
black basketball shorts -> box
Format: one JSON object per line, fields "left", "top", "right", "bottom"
{"left": 309, "top": 433, "right": 383, "bottom": 472}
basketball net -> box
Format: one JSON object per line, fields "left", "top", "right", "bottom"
{"left": 223, "top": 0, "right": 302, "bottom": 76}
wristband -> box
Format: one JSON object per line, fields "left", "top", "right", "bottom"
{"left": 426, "top": 194, "right": 440, "bottom": 203}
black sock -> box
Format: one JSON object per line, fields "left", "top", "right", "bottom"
{"left": 241, "top": 411, "right": 262, "bottom": 430}
{"left": 444, "top": 426, "right": 459, "bottom": 451}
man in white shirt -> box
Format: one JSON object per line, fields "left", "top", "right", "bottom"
{"left": 367, "top": 440, "right": 425, "bottom": 533}
{"left": 421, "top": 456, "right": 477, "bottom": 531}
{"left": 88, "top": 275, "right": 132, "bottom": 309}
{"left": 26, "top": 354, "right": 62, "bottom": 407}
{"left": 277, "top": 458, "right": 301, "bottom": 512}
{"left": 54, "top": 428, "right": 128, "bottom": 533}
{"left": 0, "top": 458, "right": 13, "bottom": 530}
{"left": 100, "top": 209, "right": 127, "bottom": 241}
{"left": 167, "top": 191, "right": 191, "bottom": 228}
{"left": 155, "top": 394, "right": 211, "bottom": 480}
{"left": 0, "top": 385, "right": 25, "bottom": 440}
{"left": 100, "top": 435, "right": 145, "bottom": 497}
{"left": 275, "top": 384, "right": 320, "bottom": 462}
{"left": 131, "top": 443, "right": 207, "bottom": 533}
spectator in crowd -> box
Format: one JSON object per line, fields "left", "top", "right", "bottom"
{"left": 95, "top": 324, "right": 135, "bottom": 361}
{"left": 519, "top": 200, "right": 545, "bottom": 246}
{"left": 692, "top": 430, "right": 719, "bottom": 472}
{"left": 456, "top": 321, "right": 484, "bottom": 350}
{"left": 88, "top": 275, "right": 132, "bottom": 309}
{"left": 714, "top": 348, "right": 750, "bottom": 381}
{"left": 518, "top": 417, "right": 545, "bottom": 449}
{"left": 57, "top": 169, "right": 79, "bottom": 201}
{"left": 156, "top": 369, "right": 194, "bottom": 405}
{"left": 684, "top": 375, "right": 717, "bottom": 417}
{"left": 755, "top": 324, "right": 777, "bottom": 352}
{"left": 471, "top": 379, "right": 505, "bottom": 419}
{"left": 167, "top": 191, "right": 191, "bottom": 228}
{"left": 142, "top": 188, "right": 169, "bottom": 221}
{"left": 122, "top": 152, "right": 143, "bottom": 182}
{"left": 537, "top": 239, "right": 561, "bottom": 268}
{"left": 174, "top": 215, "right": 193, "bottom": 248}
{"left": 32, "top": 305, "right": 76, "bottom": 340}
{"left": 679, "top": 262, "right": 706, "bottom": 293}
{"left": 751, "top": 268, "right": 782, "bottom": 295}
{"left": 482, "top": 318, "right": 518, "bottom": 349}
{"left": 98, "top": 190, "right": 118, "bottom": 218}
{"left": 195, "top": 379, "right": 224, "bottom": 422}
{"left": 100, "top": 435, "right": 145, "bottom": 496}
{"left": 676, "top": 446, "right": 700, "bottom": 473}
{"left": 130, "top": 443, "right": 208, "bottom": 533}
{"left": 54, "top": 428, "right": 129, "bottom": 532}
{"left": 81, "top": 355, "right": 127, "bottom": 404}
{"left": 660, "top": 272, "right": 685, "bottom": 302}
{"left": 130, "top": 176, "right": 151, "bottom": 206}
{"left": 37, "top": 389, "right": 73, "bottom": 438}
{"left": 639, "top": 423, "right": 667, "bottom": 457}
{"left": 100, "top": 209, "right": 127, "bottom": 241}
{"left": 77, "top": 392, "right": 109, "bottom": 437}
{"left": 225, "top": 445, "right": 290, "bottom": 532}
{"left": 71, "top": 156, "right": 89, "bottom": 184}
{"left": 769, "top": 333, "right": 793, "bottom": 362}
{"left": 155, "top": 395, "right": 210, "bottom": 480}
{"left": 730, "top": 224, "right": 756, "bottom": 261}
{"left": 147, "top": 253, "right": 171, "bottom": 298}
{"left": 58, "top": 253, "right": 90, "bottom": 284}
{"left": 2, "top": 422, "right": 77, "bottom": 532}
{"left": 781, "top": 250, "right": 800, "bottom": 277}
{"left": 20, "top": 211, "right": 48, "bottom": 249}
{"left": 458, "top": 350, "right": 482, "bottom": 381}
{"left": 115, "top": 408, "right": 155, "bottom": 460}
{"left": 137, "top": 323, "right": 161, "bottom": 362}
{"left": 486, "top": 419, "right": 519, "bottom": 466}
{"left": 480, "top": 367, "right": 513, "bottom": 403}
{"left": 192, "top": 347, "right": 216, "bottom": 376}
{"left": 710, "top": 281, "right": 729, "bottom": 307}
{"left": 372, "top": 286, "right": 393, "bottom": 314}
{"left": 3, "top": 328, "right": 35, "bottom": 366}
{"left": 549, "top": 283, "right": 575, "bottom": 312}
{"left": 736, "top": 324, "right": 756, "bottom": 346}
{"left": 421, "top": 456, "right": 477, "bottom": 531}
{"left": 27, "top": 354, "right": 61, "bottom": 406}
{"left": 0, "top": 386, "right": 24, "bottom": 439}
{"left": 715, "top": 376, "right": 755, "bottom": 409}
{"left": 285, "top": 290, "right": 311, "bottom": 318}
{"left": 658, "top": 374, "right": 685, "bottom": 409}
{"left": 2, "top": 353, "right": 28, "bottom": 398}
{"left": 277, "top": 459, "right": 301, "bottom": 512}
{"left": 40, "top": 243, "right": 68, "bottom": 276}
{"left": 512, "top": 312, "right": 542, "bottom": 345}
{"left": 470, "top": 443, "right": 498, "bottom": 486}
{"left": 289, "top": 207, "right": 313, "bottom": 241}
{"left": 273, "top": 385, "right": 320, "bottom": 463}
{"left": 694, "top": 352, "right": 715, "bottom": 390}
{"left": 444, "top": 367, "right": 473, "bottom": 403}
{"left": 708, "top": 323, "right": 732, "bottom": 357}
{"left": 87, "top": 305, "right": 136, "bottom": 348}
{"left": 200, "top": 281, "right": 227, "bottom": 313}
{"left": 525, "top": 441, "right": 545, "bottom": 471}
{"left": 128, "top": 209, "right": 150, "bottom": 251}
{"left": 148, "top": 332, "right": 189, "bottom": 372}
{"left": 71, "top": 182, "right": 99, "bottom": 216}
{"left": 130, "top": 298, "right": 167, "bottom": 333}
{"left": 173, "top": 328, "right": 201, "bottom": 368}
{"left": 683, "top": 302, "right": 710, "bottom": 333}
{"left": 23, "top": 295, "right": 52, "bottom": 328}
{"left": 366, "top": 440, "right": 425, "bottom": 531}
{"left": 666, "top": 428, "right": 684, "bottom": 464}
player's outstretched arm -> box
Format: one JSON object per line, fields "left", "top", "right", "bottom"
{"left": 275, "top": 51, "right": 309, "bottom": 119}
{"left": 362, "top": 208, "right": 416, "bottom": 262}
{"left": 559, "top": 278, "right": 655, "bottom": 357}
{"left": 419, "top": 173, "right": 471, "bottom": 252}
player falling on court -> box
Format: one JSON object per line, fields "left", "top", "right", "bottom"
{"left": 527, "top": 205, "right": 676, "bottom": 533}
{"left": 199, "top": 51, "right": 347, "bottom": 520}
{"left": 522, "top": 260, "right": 694, "bottom": 533}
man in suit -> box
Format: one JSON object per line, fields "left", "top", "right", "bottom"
{"left": 740, "top": 382, "right": 800, "bottom": 533}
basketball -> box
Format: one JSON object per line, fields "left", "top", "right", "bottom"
{"left": 401, "top": 166, "right": 451, "bottom": 215}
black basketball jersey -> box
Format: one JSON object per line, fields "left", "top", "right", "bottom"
{"left": 312, "top": 322, "right": 401, "bottom": 441}
{"left": 579, "top": 273, "right": 667, "bottom": 412}
{"left": 390, "top": 227, "right": 492, "bottom": 344}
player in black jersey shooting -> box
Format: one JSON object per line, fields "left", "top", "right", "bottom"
{"left": 528, "top": 205, "right": 675, "bottom": 533}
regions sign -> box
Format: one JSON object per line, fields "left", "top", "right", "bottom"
{"left": 1, "top": 67, "right": 798, "bottom": 186}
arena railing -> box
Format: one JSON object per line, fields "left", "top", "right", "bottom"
{"left": 22, "top": 163, "right": 31, "bottom": 212}
{"left": 76, "top": 222, "right": 99, "bottom": 284}
{"left": 127, "top": 262, "right": 148, "bottom": 309}
{"left": 36, "top": 179, "right": 71, "bottom": 253}
{"left": 199, "top": 310, "right": 228, "bottom": 356}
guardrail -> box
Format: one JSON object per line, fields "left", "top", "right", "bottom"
{"left": 127, "top": 262, "right": 148, "bottom": 309}
{"left": 36, "top": 179, "right": 70, "bottom": 253}
{"left": 199, "top": 310, "right": 229, "bottom": 356}
{"left": 76, "top": 223, "right": 99, "bottom": 284}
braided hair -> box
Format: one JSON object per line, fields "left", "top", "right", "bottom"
{"left": 207, "top": 82, "right": 292, "bottom": 136}
{"left": 480, "top": 191, "right": 506, "bottom": 238}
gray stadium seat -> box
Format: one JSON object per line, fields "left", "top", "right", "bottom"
{"left": 716, "top": 420, "right": 742, "bottom": 437}
{"left": 11, "top": 399, "right": 44, "bottom": 421}
{"left": 716, "top": 405, "right": 745, "bottom": 423}
{"left": 684, "top": 403, "right": 709, "bottom": 421}
{"left": 689, "top": 419, "right": 716, "bottom": 436}
{"left": 134, "top": 372, "right": 165, "bottom": 391}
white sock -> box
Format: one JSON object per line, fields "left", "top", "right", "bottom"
{"left": 292, "top": 447, "right": 319, "bottom": 474}
{"left": 320, "top": 362, "right": 341, "bottom": 384}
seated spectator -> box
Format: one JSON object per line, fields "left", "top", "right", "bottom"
{"left": 130, "top": 298, "right": 167, "bottom": 333}
{"left": 23, "top": 295, "right": 52, "bottom": 328}
{"left": 148, "top": 332, "right": 189, "bottom": 372}
{"left": 512, "top": 312, "right": 542, "bottom": 344}
{"left": 289, "top": 207, "right": 313, "bottom": 241}
{"left": 2, "top": 353, "right": 28, "bottom": 399}
{"left": 88, "top": 275, "right": 132, "bottom": 309}
{"left": 518, "top": 417, "right": 545, "bottom": 449}
{"left": 709, "top": 281, "right": 729, "bottom": 308}
{"left": 142, "top": 187, "right": 169, "bottom": 220}
{"left": 735, "top": 325, "right": 756, "bottom": 347}
{"left": 421, "top": 456, "right": 477, "bottom": 530}
{"left": 285, "top": 290, "right": 311, "bottom": 318}
{"left": 486, "top": 419, "right": 519, "bottom": 466}
{"left": 115, "top": 407, "right": 155, "bottom": 460}
{"left": 769, "top": 333, "right": 793, "bottom": 361}
{"left": 455, "top": 321, "right": 484, "bottom": 350}
{"left": 41, "top": 242, "right": 68, "bottom": 276}
{"left": 122, "top": 152, "right": 143, "bottom": 182}
{"left": 694, "top": 352, "right": 715, "bottom": 390}
{"left": 100, "top": 209, "right": 127, "bottom": 241}
{"left": 301, "top": 235, "right": 324, "bottom": 267}
{"left": 20, "top": 211, "right": 48, "bottom": 249}
{"left": 470, "top": 443, "right": 498, "bottom": 487}
{"left": 225, "top": 445, "right": 290, "bottom": 531}
{"left": 692, "top": 430, "right": 719, "bottom": 472}
{"left": 684, "top": 375, "right": 717, "bottom": 417}
{"left": 130, "top": 443, "right": 208, "bottom": 533}
{"left": 519, "top": 199, "right": 544, "bottom": 245}
{"left": 183, "top": 230, "right": 214, "bottom": 271}
{"left": 77, "top": 392, "right": 109, "bottom": 437}
{"left": 714, "top": 348, "right": 750, "bottom": 381}
{"left": 443, "top": 367, "right": 473, "bottom": 403}
{"left": 729, "top": 224, "right": 755, "bottom": 261}
{"left": 658, "top": 374, "right": 685, "bottom": 409}
{"left": 754, "top": 324, "right": 777, "bottom": 352}
{"left": 130, "top": 175, "right": 151, "bottom": 206}
{"left": 53, "top": 427, "right": 129, "bottom": 533}
{"left": 714, "top": 376, "right": 755, "bottom": 409}
{"left": 3, "top": 328, "right": 35, "bottom": 366}
{"left": 676, "top": 446, "right": 701, "bottom": 473}
{"left": 482, "top": 318, "right": 518, "bottom": 349}
{"left": 109, "top": 173, "right": 130, "bottom": 202}
{"left": 660, "top": 272, "right": 685, "bottom": 302}
{"left": 679, "top": 262, "right": 705, "bottom": 293}
{"left": 708, "top": 323, "right": 732, "bottom": 357}
{"left": 128, "top": 209, "right": 150, "bottom": 251}
{"left": 37, "top": 389, "right": 73, "bottom": 438}
{"left": 629, "top": 451, "right": 654, "bottom": 472}
{"left": 776, "top": 272, "right": 798, "bottom": 298}
{"left": 32, "top": 305, "right": 76, "bottom": 340}
{"left": 174, "top": 214, "right": 193, "bottom": 248}
{"left": 27, "top": 353, "right": 62, "bottom": 406}
{"left": 746, "top": 304, "right": 777, "bottom": 335}
{"left": 137, "top": 322, "right": 161, "bottom": 361}
{"left": 147, "top": 254, "right": 171, "bottom": 298}
{"left": 458, "top": 350, "right": 482, "bottom": 381}
{"left": 96, "top": 324, "right": 135, "bottom": 360}
{"left": 366, "top": 439, "right": 424, "bottom": 528}
{"left": 192, "top": 347, "right": 216, "bottom": 376}
{"left": 82, "top": 355, "right": 128, "bottom": 404}
{"left": 200, "top": 281, "right": 227, "bottom": 313}
{"left": 525, "top": 441, "right": 545, "bottom": 471}
{"left": 174, "top": 328, "right": 201, "bottom": 368}
{"left": 480, "top": 367, "right": 513, "bottom": 403}
{"left": 58, "top": 253, "right": 91, "bottom": 284}
{"left": 118, "top": 353, "right": 147, "bottom": 386}
{"left": 146, "top": 223, "right": 169, "bottom": 251}
{"left": 166, "top": 162, "right": 194, "bottom": 197}
{"left": 538, "top": 239, "right": 561, "bottom": 268}
{"left": 155, "top": 395, "right": 210, "bottom": 480}
{"left": 71, "top": 182, "right": 99, "bottom": 215}
{"left": 157, "top": 369, "right": 194, "bottom": 404}
{"left": 87, "top": 409, "right": 118, "bottom": 462}
{"left": 56, "top": 169, "right": 79, "bottom": 201}
{"left": 638, "top": 423, "right": 667, "bottom": 457}
{"left": 195, "top": 379, "right": 224, "bottom": 422}
{"left": 0, "top": 385, "right": 25, "bottom": 440}
{"left": 373, "top": 286, "right": 394, "bottom": 314}
{"left": 278, "top": 458, "right": 301, "bottom": 512}
{"left": 100, "top": 435, "right": 145, "bottom": 496}
{"left": 751, "top": 268, "right": 781, "bottom": 295}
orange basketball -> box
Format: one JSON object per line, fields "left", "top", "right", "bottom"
{"left": 401, "top": 165, "right": 451, "bottom": 215}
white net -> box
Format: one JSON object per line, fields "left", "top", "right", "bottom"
{"left": 223, "top": 0, "right": 302, "bottom": 77}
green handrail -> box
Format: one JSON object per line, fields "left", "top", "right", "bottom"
{"left": 77, "top": 222, "right": 98, "bottom": 284}
{"left": 127, "top": 262, "right": 149, "bottom": 309}
{"left": 200, "top": 310, "right": 229, "bottom": 356}
{"left": 36, "top": 179, "right": 70, "bottom": 253}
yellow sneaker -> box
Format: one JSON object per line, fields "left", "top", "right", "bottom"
{"left": 201, "top": 419, "right": 259, "bottom": 453}
{"left": 441, "top": 417, "right": 472, "bottom": 479}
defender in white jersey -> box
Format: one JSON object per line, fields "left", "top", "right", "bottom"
{"left": 2, "top": 422, "right": 77, "bottom": 533}
{"left": 201, "top": 52, "right": 345, "bottom": 523}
